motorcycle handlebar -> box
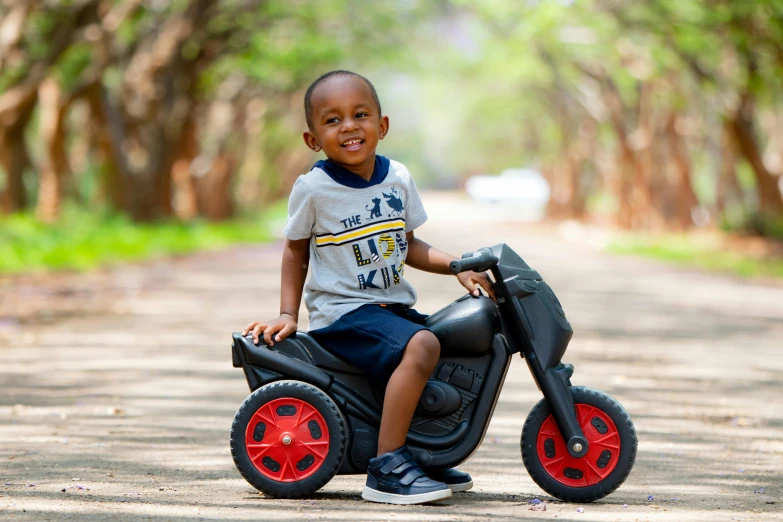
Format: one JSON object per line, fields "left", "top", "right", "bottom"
{"left": 449, "top": 248, "right": 499, "bottom": 274}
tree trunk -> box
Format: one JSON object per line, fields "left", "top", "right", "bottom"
{"left": 731, "top": 93, "right": 783, "bottom": 216}
{"left": 0, "top": 1, "right": 98, "bottom": 215}
{"left": 36, "top": 77, "right": 71, "bottom": 222}
{"left": 196, "top": 153, "right": 234, "bottom": 220}
{"left": 0, "top": 95, "right": 36, "bottom": 213}
{"left": 665, "top": 111, "right": 699, "bottom": 229}
{"left": 545, "top": 159, "right": 572, "bottom": 219}
{"left": 171, "top": 116, "right": 200, "bottom": 220}
{"left": 547, "top": 150, "right": 588, "bottom": 220}
{"left": 599, "top": 76, "right": 661, "bottom": 229}
{"left": 83, "top": 83, "right": 125, "bottom": 211}
{"left": 115, "top": 0, "right": 213, "bottom": 221}
{"left": 569, "top": 120, "right": 597, "bottom": 220}
{"left": 127, "top": 126, "right": 174, "bottom": 222}
{"left": 541, "top": 71, "right": 591, "bottom": 221}
{"left": 717, "top": 117, "right": 743, "bottom": 214}
{"left": 235, "top": 98, "right": 267, "bottom": 208}
{"left": 0, "top": 2, "right": 35, "bottom": 71}
{"left": 552, "top": 116, "right": 590, "bottom": 220}
{"left": 615, "top": 146, "right": 635, "bottom": 228}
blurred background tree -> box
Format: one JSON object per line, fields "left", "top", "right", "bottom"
{"left": 1, "top": 0, "right": 782, "bottom": 236}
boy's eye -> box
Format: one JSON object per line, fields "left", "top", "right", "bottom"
{"left": 326, "top": 117, "right": 339, "bottom": 124}
{"left": 356, "top": 112, "right": 368, "bottom": 118}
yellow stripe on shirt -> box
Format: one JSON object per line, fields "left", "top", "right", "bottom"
{"left": 315, "top": 219, "right": 405, "bottom": 246}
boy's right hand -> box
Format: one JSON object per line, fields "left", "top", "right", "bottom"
{"left": 242, "top": 314, "right": 297, "bottom": 346}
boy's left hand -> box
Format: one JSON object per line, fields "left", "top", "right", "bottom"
{"left": 456, "top": 271, "right": 495, "bottom": 300}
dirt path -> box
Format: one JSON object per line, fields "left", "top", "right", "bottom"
{"left": 2, "top": 194, "right": 782, "bottom": 521}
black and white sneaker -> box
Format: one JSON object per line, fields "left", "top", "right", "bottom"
{"left": 425, "top": 468, "right": 473, "bottom": 492}
{"left": 362, "top": 446, "right": 452, "bottom": 505}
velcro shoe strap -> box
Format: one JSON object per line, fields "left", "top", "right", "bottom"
{"left": 379, "top": 450, "right": 414, "bottom": 474}
{"left": 399, "top": 468, "right": 427, "bottom": 486}
{"left": 391, "top": 460, "right": 418, "bottom": 475}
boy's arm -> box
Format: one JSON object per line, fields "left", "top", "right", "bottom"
{"left": 405, "top": 231, "right": 494, "bottom": 299}
{"left": 280, "top": 238, "right": 311, "bottom": 321}
{"left": 243, "top": 238, "right": 310, "bottom": 345}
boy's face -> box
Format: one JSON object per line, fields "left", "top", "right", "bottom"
{"left": 303, "top": 75, "right": 389, "bottom": 173}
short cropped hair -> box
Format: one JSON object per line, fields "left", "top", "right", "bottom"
{"left": 304, "top": 70, "right": 382, "bottom": 129}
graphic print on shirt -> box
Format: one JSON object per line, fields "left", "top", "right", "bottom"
{"left": 378, "top": 234, "right": 396, "bottom": 259}
{"left": 366, "top": 197, "right": 383, "bottom": 219}
{"left": 395, "top": 232, "right": 408, "bottom": 254}
{"left": 368, "top": 239, "right": 381, "bottom": 262}
{"left": 383, "top": 187, "right": 405, "bottom": 217}
{"left": 315, "top": 186, "right": 408, "bottom": 291}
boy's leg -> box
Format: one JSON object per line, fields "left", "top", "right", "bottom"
{"left": 362, "top": 329, "right": 450, "bottom": 504}
{"left": 377, "top": 330, "right": 440, "bottom": 455}
{"left": 375, "top": 329, "right": 474, "bottom": 494}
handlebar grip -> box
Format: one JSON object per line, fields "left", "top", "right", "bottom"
{"left": 449, "top": 256, "right": 484, "bottom": 274}
{"left": 449, "top": 249, "right": 498, "bottom": 274}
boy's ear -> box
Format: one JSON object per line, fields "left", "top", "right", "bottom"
{"left": 303, "top": 131, "right": 321, "bottom": 152}
{"left": 379, "top": 115, "right": 389, "bottom": 140}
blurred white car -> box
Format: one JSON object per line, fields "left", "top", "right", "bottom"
{"left": 465, "top": 168, "right": 550, "bottom": 221}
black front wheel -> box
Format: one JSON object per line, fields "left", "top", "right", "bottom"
{"left": 521, "top": 386, "right": 636, "bottom": 502}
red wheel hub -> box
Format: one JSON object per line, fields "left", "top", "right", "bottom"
{"left": 245, "top": 398, "right": 330, "bottom": 482}
{"left": 536, "top": 404, "right": 621, "bottom": 487}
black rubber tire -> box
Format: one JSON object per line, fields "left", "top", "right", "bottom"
{"left": 230, "top": 380, "right": 347, "bottom": 498}
{"left": 521, "top": 386, "right": 637, "bottom": 503}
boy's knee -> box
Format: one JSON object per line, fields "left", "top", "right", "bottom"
{"left": 406, "top": 330, "right": 440, "bottom": 371}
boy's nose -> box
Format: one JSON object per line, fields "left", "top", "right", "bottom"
{"left": 340, "top": 117, "right": 359, "bottom": 131}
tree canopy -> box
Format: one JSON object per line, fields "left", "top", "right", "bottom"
{"left": 1, "top": 0, "right": 781, "bottom": 233}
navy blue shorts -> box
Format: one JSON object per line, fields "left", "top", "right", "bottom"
{"left": 309, "top": 304, "right": 430, "bottom": 382}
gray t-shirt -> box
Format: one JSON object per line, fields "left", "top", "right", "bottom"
{"left": 282, "top": 159, "right": 428, "bottom": 330}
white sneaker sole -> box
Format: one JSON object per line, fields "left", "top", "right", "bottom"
{"left": 362, "top": 486, "right": 452, "bottom": 505}
{"left": 448, "top": 480, "right": 473, "bottom": 493}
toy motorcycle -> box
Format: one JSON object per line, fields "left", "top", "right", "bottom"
{"left": 230, "top": 244, "right": 637, "bottom": 502}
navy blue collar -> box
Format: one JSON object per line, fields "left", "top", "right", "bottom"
{"left": 313, "top": 155, "right": 390, "bottom": 188}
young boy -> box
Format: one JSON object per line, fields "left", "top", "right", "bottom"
{"left": 242, "top": 70, "right": 493, "bottom": 505}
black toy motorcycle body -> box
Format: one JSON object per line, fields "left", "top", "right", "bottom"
{"left": 230, "top": 244, "right": 636, "bottom": 502}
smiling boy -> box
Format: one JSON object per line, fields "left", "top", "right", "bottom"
{"left": 242, "top": 70, "right": 493, "bottom": 505}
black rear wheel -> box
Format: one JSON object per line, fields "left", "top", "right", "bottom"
{"left": 521, "top": 386, "right": 636, "bottom": 502}
{"left": 231, "top": 380, "right": 346, "bottom": 498}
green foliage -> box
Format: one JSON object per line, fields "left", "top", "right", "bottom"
{"left": 0, "top": 205, "right": 286, "bottom": 274}
{"left": 3, "top": 0, "right": 783, "bottom": 232}
{"left": 54, "top": 42, "right": 93, "bottom": 91}
{"left": 200, "top": 0, "right": 417, "bottom": 96}
{"left": 721, "top": 212, "right": 783, "bottom": 241}
{"left": 24, "top": 8, "right": 59, "bottom": 62}
{"left": 0, "top": 61, "right": 26, "bottom": 93}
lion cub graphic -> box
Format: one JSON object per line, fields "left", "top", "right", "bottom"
{"left": 366, "top": 197, "right": 382, "bottom": 219}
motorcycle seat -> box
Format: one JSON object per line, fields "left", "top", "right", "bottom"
{"left": 294, "top": 332, "right": 365, "bottom": 375}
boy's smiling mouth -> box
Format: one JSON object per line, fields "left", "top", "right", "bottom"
{"left": 341, "top": 138, "right": 364, "bottom": 151}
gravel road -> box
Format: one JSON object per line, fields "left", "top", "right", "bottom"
{"left": 2, "top": 194, "right": 782, "bottom": 521}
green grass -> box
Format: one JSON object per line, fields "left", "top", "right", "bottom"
{"left": 607, "top": 233, "right": 783, "bottom": 279}
{"left": 0, "top": 202, "right": 288, "bottom": 274}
